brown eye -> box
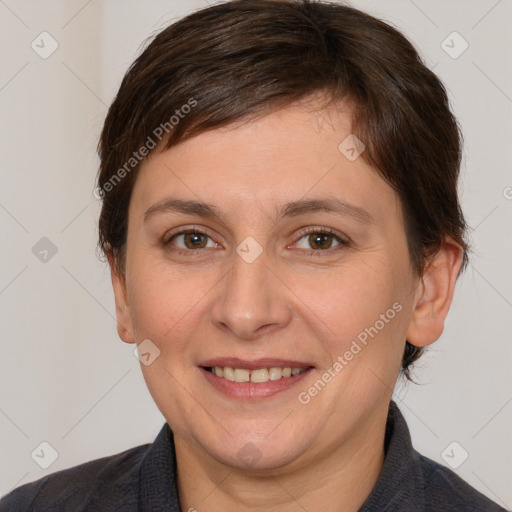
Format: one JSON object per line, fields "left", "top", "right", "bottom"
{"left": 182, "top": 232, "right": 208, "bottom": 249}
{"left": 166, "top": 230, "right": 217, "bottom": 251}
{"left": 295, "top": 229, "right": 347, "bottom": 251}
{"left": 307, "top": 232, "right": 335, "bottom": 250}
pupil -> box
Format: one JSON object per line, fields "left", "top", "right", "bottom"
{"left": 310, "top": 233, "right": 331, "bottom": 249}
{"left": 186, "top": 233, "right": 206, "bottom": 248}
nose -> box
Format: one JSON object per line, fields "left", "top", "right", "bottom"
{"left": 210, "top": 246, "right": 292, "bottom": 340}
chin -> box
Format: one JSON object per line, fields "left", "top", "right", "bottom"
{"left": 209, "top": 439, "right": 305, "bottom": 471}
{"left": 193, "top": 419, "right": 314, "bottom": 472}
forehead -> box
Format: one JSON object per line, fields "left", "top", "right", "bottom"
{"left": 130, "top": 101, "right": 402, "bottom": 229}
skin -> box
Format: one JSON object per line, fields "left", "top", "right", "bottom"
{"left": 110, "top": 99, "right": 463, "bottom": 512}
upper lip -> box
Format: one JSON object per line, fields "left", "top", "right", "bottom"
{"left": 199, "top": 357, "right": 314, "bottom": 370}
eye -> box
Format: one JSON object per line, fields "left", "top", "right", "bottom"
{"left": 163, "top": 226, "right": 349, "bottom": 256}
{"left": 165, "top": 228, "right": 218, "bottom": 253}
{"left": 294, "top": 227, "right": 349, "bottom": 252}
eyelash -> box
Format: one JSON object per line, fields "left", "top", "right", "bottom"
{"left": 163, "top": 226, "right": 350, "bottom": 257}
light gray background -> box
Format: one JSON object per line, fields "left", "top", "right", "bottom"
{"left": 1, "top": 0, "right": 511, "bottom": 507}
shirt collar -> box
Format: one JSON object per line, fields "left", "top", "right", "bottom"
{"left": 138, "top": 423, "right": 181, "bottom": 511}
{"left": 359, "top": 400, "right": 426, "bottom": 511}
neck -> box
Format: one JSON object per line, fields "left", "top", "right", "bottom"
{"left": 174, "top": 403, "right": 389, "bottom": 512}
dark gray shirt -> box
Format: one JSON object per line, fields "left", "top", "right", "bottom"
{"left": 0, "top": 401, "right": 507, "bottom": 511}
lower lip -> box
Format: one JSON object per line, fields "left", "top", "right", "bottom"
{"left": 199, "top": 367, "right": 313, "bottom": 400}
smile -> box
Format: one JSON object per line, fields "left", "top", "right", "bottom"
{"left": 205, "top": 366, "right": 307, "bottom": 383}
{"left": 199, "top": 359, "right": 314, "bottom": 400}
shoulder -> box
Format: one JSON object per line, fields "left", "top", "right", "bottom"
{"left": 0, "top": 442, "right": 151, "bottom": 512}
{"left": 419, "top": 453, "right": 508, "bottom": 511}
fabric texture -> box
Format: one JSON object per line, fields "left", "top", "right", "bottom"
{"left": 0, "top": 401, "right": 507, "bottom": 511}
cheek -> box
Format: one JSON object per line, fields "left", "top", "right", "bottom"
{"left": 302, "top": 262, "right": 399, "bottom": 330}
{"left": 126, "top": 260, "right": 217, "bottom": 351}
{"left": 292, "top": 257, "right": 412, "bottom": 372}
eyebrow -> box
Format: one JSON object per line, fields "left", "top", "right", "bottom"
{"left": 144, "top": 197, "right": 374, "bottom": 225}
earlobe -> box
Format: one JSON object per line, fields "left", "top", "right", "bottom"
{"left": 406, "top": 240, "right": 464, "bottom": 348}
{"left": 109, "top": 259, "right": 136, "bottom": 345}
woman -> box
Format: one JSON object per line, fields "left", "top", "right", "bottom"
{"left": 1, "top": 1, "right": 506, "bottom": 510}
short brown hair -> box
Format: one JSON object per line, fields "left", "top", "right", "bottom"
{"left": 96, "top": 0, "right": 469, "bottom": 379}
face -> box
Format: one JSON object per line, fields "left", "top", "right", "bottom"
{"left": 112, "top": 100, "right": 430, "bottom": 471}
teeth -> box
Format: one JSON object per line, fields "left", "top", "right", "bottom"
{"left": 209, "top": 366, "right": 307, "bottom": 383}
{"left": 251, "top": 368, "right": 269, "bottom": 383}
{"left": 223, "top": 367, "right": 235, "bottom": 381}
{"left": 269, "top": 367, "right": 283, "bottom": 381}
{"left": 234, "top": 369, "right": 250, "bottom": 382}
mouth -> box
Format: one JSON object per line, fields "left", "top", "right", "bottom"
{"left": 204, "top": 365, "right": 309, "bottom": 382}
{"left": 198, "top": 358, "right": 314, "bottom": 400}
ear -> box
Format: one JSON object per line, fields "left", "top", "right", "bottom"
{"left": 108, "top": 255, "right": 136, "bottom": 345}
{"left": 406, "top": 239, "right": 464, "bottom": 347}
